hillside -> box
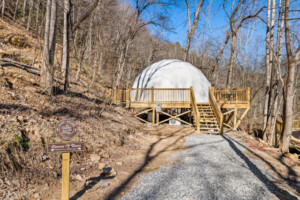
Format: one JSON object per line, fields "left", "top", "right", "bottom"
{"left": 0, "top": 17, "right": 149, "bottom": 199}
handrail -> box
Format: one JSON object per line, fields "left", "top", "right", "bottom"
{"left": 190, "top": 87, "right": 200, "bottom": 132}
{"left": 214, "top": 87, "right": 250, "bottom": 105}
{"left": 209, "top": 87, "right": 224, "bottom": 134}
{"left": 293, "top": 120, "right": 300, "bottom": 131}
{"left": 276, "top": 119, "right": 300, "bottom": 132}
{"left": 114, "top": 88, "right": 191, "bottom": 105}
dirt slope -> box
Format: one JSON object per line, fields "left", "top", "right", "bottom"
{"left": 0, "top": 17, "right": 148, "bottom": 199}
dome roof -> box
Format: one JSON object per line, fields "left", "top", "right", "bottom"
{"left": 132, "top": 59, "right": 211, "bottom": 102}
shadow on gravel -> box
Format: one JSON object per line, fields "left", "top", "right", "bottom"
{"left": 70, "top": 173, "right": 114, "bottom": 200}
{"left": 104, "top": 127, "right": 194, "bottom": 200}
{"left": 222, "top": 135, "right": 299, "bottom": 199}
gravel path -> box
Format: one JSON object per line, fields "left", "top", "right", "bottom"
{"left": 120, "top": 134, "right": 297, "bottom": 200}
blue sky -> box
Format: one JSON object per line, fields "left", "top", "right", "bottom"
{"left": 122, "top": 0, "right": 300, "bottom": 63}
{"left": 142, "top": 0, "right": 267, "bottom": 47}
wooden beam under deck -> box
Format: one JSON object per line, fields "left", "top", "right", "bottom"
{"left": 114, "top": 87, "right": 251, "bottom": 132}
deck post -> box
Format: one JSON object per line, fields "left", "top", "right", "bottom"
{"left": 190, "top": 87, "right": 192, "bottom": 104}
{"left": 127, "top": 89, "right": 131, "bottom": 108}
{"left": 113, "top": 87, "right": 117, "bottom": 104}
{"left": 197, "top": 117, "right": 200, "bottom": 132}
{"left": 152, "top": 107, "right": 155, "bottom": 125}
{"left": 220, "top": 114, "right": 224, "bottom": 134}
{"left": 151, "top": 87, "right": 154, "bottom": 104}
{"left": 247, "top": 87, "right": 250, "bottom": 107}
{"left": 233, "top": 108, "right": 237, "bottom": 130}
{"left": 234, "top": 107, "right": 250, "bottom": 129}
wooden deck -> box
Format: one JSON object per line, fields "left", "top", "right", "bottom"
{"left": 113, "top": 87, "right": 251, "bottom": 134}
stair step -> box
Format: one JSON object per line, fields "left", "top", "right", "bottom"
{"left": 200, "top": 128, "right": 220, "bottom": 131}
{"left": 194, "top": 103, "right": 221, "bottom": 132}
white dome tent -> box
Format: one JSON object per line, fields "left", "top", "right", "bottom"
{"left": 113, "top": 59, "right": 250, "bottom": 133}
{"left": 132, "top": 59, "right": 211, "bottom": 103}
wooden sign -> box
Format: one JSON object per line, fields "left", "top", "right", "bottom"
{"left": 50, "top": 120, "right": 83, "bottom": 200}
{"left": 47, "top": 142, "right": 84, "bottom": 153}
{"left": 55, "top": 120, "right": 77, "bottom": 141}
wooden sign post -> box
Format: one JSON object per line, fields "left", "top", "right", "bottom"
{"left": 48, "top": 120, "right": 84, "bottom": 200}
{"left": 62, "top": 150, "right": 70, "bottom": 200}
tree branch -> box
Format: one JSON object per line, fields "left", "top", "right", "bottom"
{"left": 236, "top": 6, "right": 266, "bottom": 31}
{"left": 72, "top": 0, "right": 100, "bottom": 31}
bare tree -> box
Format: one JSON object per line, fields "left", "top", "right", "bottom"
{"left": 114, "top": 0, "right": 170, "bottom": 88}
{"left": 223, "top": 0, "right": 265, "bottom": 88}
{"left": 71, "top": 0, "right": 100, "bottom": 31}
{"left": 1, "top": 0, "right": 5, "bottom": 18}
{"left": 268, "top": 0, "right": 285, "bottom": 146}
{"left": 208, "top": 31, "right": 230, "bottom": 83}
{"left": 49, "top": 0, "right": 57, "bottom": 65}
{"left": 262, "top": 0, "right": 275, "bottom": 140}
{"left": 40, "top": 0, "right": 53, "bottom": 95}
{"left": 281, "top": 0, "right": 300, "bottom": 153}
{"left": 13, "top": 0, "right": 19, "bottom": 21}
{"left": 27, "top": 0, "right": 33, "bottom": 30}
{"left": 62, "top": 0, "right": 71, "bottom": 92}
{"left": 22, "top": 0, "right": 27, "bottom": 22}
{"left": 35, "top": 0, "right": 41, "bottom": 31}
{"left": 183, "top": 0, "right": 205, "bottom": 62}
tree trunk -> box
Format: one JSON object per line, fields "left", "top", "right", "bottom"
{"left": 62, "top": 0, "right": 71, "bottom": 92}
{"left": 208, "top": 31, "right": 230, "bottom": 83}
{"left": 263, "top": 0, "right": 272, "bottom": 140}
{"left": 27, "top": 0, "right": 33, "bottom": 30}
{"left": 97, "top": 49, "right": 103, "bottom": 75}
{"left": 1, "top": 0, "right": 5, "bottom": 18}
{"left": 13, "top": 0, "right": 19, "bottom": 21}
{"left": 226, "top": 32, "right": 236, "bottom": 88}
{"left": 88, "top": 16, "right": 93, "bottom": 64}
{"left": 126, "top": 64, "right": 132, "bottom": 88}
{"left": 40, "top": 0, "right": 53, "bottom": 95}
{"left": 89, "top": 52, "right": 99, "bottom": 90}
{"left": 49, "top": 0, "right": 57, "bottom": 65}
{"left": 35, "top": 0, "right": 40, "bottom": 31}
{"left": 115, "top": 41, "right": 131, "bottom": 87}
{"left": 267, "top": 0, "right": 276, "bottom": 132}
{"left": 269, "top": 0, "right": 285, "bottom": 146}
{"left": 75, "top": 47, "right": 86, "bottom": 82}
{"left": 281, "top": 0, "right": 297, "bottom": 153}
{"left": 183, "top": 0, "right": 204, "bottom": 61}
{"left": 22, "top": 0, "right": 27, "bottom": 22}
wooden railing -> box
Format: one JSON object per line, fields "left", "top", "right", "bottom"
{"left": 113, "top": 88, "right": 130, "bottom": 104}
{"left": 113, "top": 87, "right": 191, "bottom": 105}
{"left": 190, "top": 87, "right": 200, "bottom": 132}
{"left": 293, "top": 120, "right": 300, "bottom": 131}
{"left": 131, "top": 88, "right": 190, "bottom": 103}
{"left": 209, "top": 87, "right": 224, "bottom": 134}
{"left": 214, "top": 87, "right": 250, "bottom": 105}
{"left": 276, "top": 120, "right": 300, "bottom": 132}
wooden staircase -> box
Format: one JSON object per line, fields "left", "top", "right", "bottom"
{"left": 197, "top": 103, "right": 220, "bottom": 133}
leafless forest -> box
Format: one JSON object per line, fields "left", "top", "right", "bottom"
{"left": 0, "top": 0, "right": 299, "bottom": 157}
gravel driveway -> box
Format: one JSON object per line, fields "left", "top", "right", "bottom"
{"left": 120, "top": 134, "right": 298, "bottom": 200}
